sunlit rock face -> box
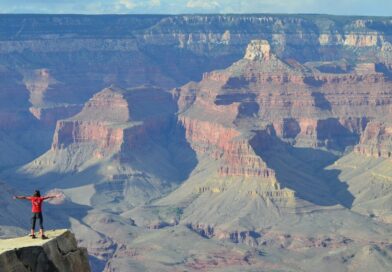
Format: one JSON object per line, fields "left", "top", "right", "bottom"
{"left": 355, "top": 121, "right": 392, "bottom": 158}
{"left": 244, "top": 40, "right": 272, "bottom": 61}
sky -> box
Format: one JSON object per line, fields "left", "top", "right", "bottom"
{"left": 0, "top": 0, "right": 391, "bottom": 16}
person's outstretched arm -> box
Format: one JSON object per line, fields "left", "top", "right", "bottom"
{"left": 42, "top": 194, "right": 61, "bottom": 200}
{"left": 13, "top": 196, "right": 30, "bottom": 200}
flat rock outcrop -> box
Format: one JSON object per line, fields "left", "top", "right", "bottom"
{"left": 0, "top": 229, "right": 90, "bottom": 272}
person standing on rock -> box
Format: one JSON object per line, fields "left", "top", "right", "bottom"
{"left": 13, "top": 190, "right": 61, "bottom": 239}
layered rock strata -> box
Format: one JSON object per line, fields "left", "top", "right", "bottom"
{"left": 1, "top": 14, "right": 392, "bottom": 170}
{"left": 22, "top": 85, "right": 193, "bottom": 212}
{"left": 139, "top": 38, "right": 392, "bottom": 235}
{"left": 184, "top": 39, "right": 392, "bottom": 152}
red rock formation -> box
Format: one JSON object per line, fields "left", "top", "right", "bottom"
{"left": 174, "top": 38, "right": 392, "bottom": 187}
{"left": 41, "top": 85, "right": 180, "bottom": 174}
{"left": 52, "top": 120, "right": 124, "bottom": 152}
{"left": 355, "top": 121, "right": 392, "bottom": 158}
{"left": 218, "top": 141, "right": 273, "bottom": 178}
{"left": 180, "top": 117, "right": 240, "bottom": 154}
{"left": 180, "top": 116, "right": 274, "bottom": 178}
{"left": 74, "top": 87, "right": 130, "bottom": 123}
{"left": 50, "top": 87, "right": 130, "bottom": 155}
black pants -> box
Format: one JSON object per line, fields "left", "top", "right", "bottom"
{"left": 31, "top": 212, "right": 44, "bottom": 230}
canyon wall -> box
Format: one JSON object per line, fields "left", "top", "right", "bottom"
{"left": 1, "top": 14, "right": 392, "bottom": 168}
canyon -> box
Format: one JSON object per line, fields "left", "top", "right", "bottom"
{"left": 1, "top": 14, "right": 392, "bottom": 271}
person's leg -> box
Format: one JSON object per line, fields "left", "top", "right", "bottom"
{"left": 30, "top": 213, "right": 37, "bottom": 237}
{"left": 38, "top": 213, "right": 46, "bottom": 238}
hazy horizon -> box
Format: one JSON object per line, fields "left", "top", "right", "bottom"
{"left": 0, "top": 12, "right": 391, "bottom": 18}
{"left": 0, "top": 0, "right": 391, "bottom": 17}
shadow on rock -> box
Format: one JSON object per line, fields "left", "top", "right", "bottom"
{"left": 250, "top": 128, "right": 355, "bottom": 208}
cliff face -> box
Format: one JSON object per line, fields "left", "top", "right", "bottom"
{"left": 1, "top": 14, "right": 392, "bottom": 168}
{"left": 127, "top": 37, "right": 392, "bottom": 237}
{"left": 355, "top": 121, "right": 392, "bottom": 158}
{"left": 180, "top": 117, "right": 274, "bottom": 178}
{"left": 51, "top": 87, "right": 130, "bottom": 153}
{"left": 0, "top": 230, "right": 90, "bottom": 272}
{"left": 180, "top": 38, "right": 392, "bottom": 154}
{"left": 22, "top": 85, "right": 196, "bottom": 210}
{"left": 2, "top": 15, "right": 391, "bottom": 59}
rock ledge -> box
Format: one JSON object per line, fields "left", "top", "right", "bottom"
{"left": 0, "top": 229, "right": 90, "bottom": 272}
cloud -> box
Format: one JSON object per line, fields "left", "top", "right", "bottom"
{"left": 115, "top": 0, "right": 161, "bottom": 12}
{"left": 149, "top": 0, "right": 161, "bottom": 7}
{"left": 0, "top": 0, "right": 162, "bottom": 14}
{"left": 186, "top": 0, "right": 220, "bottom": 10}
{"left": 117, "top": 0, "right": 136, "bottom": 10}
{"left": 185, "top": 0, "right": 315, "bottom": 14}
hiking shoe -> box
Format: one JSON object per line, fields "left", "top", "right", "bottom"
{"left": 41, "top": 235, "right": 48, "bottom": 240}
{"left": 30, "top": 234, "right": 36, "bottom": 239}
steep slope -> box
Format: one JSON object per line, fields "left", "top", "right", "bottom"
{"left": 329, "top": 152, "right": 392, "bottom": 223}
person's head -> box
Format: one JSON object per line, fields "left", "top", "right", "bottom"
{"left": 33, "top": 190, "right": 41, "bottom": 197}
